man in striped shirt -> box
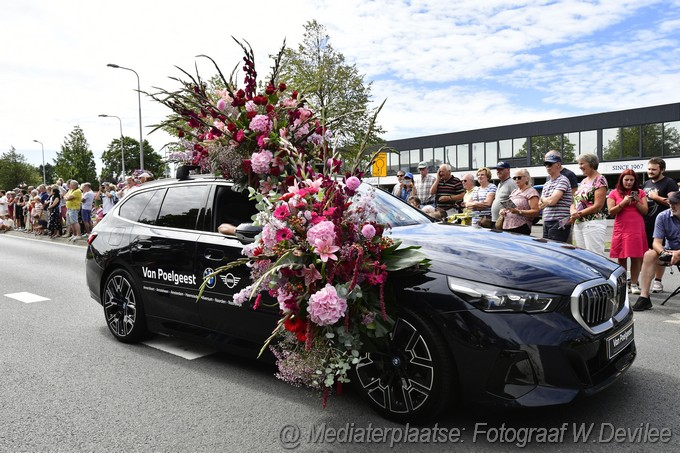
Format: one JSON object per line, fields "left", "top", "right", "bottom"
{"left": 539, "top": 153, "right": 573, "bottom": 242}
{"left": 430, "top": 164, "right": 464, "bottom": 214}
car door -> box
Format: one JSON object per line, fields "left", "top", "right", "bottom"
{"left": 196, "top": 184, "right": 279, "bottom": 345}
{"left": 128, "top": 184, "right": 209, "bottom": 327}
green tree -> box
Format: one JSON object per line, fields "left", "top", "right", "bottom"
{"left": 38, "top": 163, "right": 57, "bottom": 186}
{"left": 279, "top": 20, "right": 385, "bottom": 169}
{"left": 100, "top": 137, "right": 165, "bottom": 182}
{"left": 0, "top": 146, "right": 41, "bottom": 189}
{"left": 516, "top": 135, "right": 575, "bottom": 166}
{"left": 53, "top": 126, "right": 98, "bottom": 184}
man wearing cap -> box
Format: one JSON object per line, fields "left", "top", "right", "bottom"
{"left": 431, "top": 164, "right": 464, "bottom": 214}
{"left": 633, "top": 191, "right": 680, "bottom": 311}
{"left": 539, "top": 153, "right": 573, "bottom": 242}
{"left": 546, "top": 150, "right": 578, "bottom": 190}
{"left": 415, "top": 162, "right": 436, "bottom": 206}
{"left": 490, "top": 161, "right": 517, "bottom": 224}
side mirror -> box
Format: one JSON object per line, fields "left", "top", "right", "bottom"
{"left": 235, "top": 223, "right": 262, "bottom": 244}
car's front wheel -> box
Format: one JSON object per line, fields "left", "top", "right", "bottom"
{"left": 353, "top": 307, "right": 456, "bottom": 423}
{"left": 102, "top": 269, "right": 147, "bottom": 343}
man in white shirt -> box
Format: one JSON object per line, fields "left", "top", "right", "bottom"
{"left": 0, "top": 190, "right": 8, "bottom": 218}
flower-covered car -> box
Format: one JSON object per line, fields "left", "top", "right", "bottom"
{"left": 85, "top": 175, "right": 635, "bottom": 423}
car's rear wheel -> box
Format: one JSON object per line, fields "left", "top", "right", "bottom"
{"left": 353, "top": 306, "right": 456, "bottom": 423}
{"left": 103, "top": 269, "right": 147, "bottom": 343}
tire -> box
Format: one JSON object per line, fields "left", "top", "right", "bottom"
{"left": 352, "top": 306, "right": 456, "bottom": 423}
{"left": 102, "top": 269, "right": 147, "bottom": 343}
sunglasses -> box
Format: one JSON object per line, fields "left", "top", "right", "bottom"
{"left": 544, "top": 162, "right": 555, "bottom": 167}
{"left": 512, "top": 176, "right": 524, "bottom": 180}
{"left": 397, "top": 174, "right": 405, "bottom": 177}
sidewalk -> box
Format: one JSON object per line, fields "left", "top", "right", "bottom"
{"left": 2, "top": 229, "right": 88, "bottom": 246}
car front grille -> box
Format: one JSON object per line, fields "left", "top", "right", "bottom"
{"left": 572, "top": 272, "right": 628, "bottom": 334}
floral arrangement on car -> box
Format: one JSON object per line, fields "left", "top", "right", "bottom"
{"left": 148, "top": 39, "right": 428, "bottom": 403}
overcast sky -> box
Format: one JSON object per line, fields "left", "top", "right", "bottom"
{"left": 2, "top": 0, "right": 679, "bottom": 174}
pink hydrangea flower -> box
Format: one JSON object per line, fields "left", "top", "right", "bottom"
{"left": 307, "top": 220, "right": 336, "bottom": 246}
{"left": 307, "top": 284, "right": 347, "bottom": 326}
{"left": 345, "top": 176, "right": 361, "bottom": 191}
{"left": 251, "top": 150, "right": 273, "bottom": 174}
{"left": 361, "top": 224, "right": 376, "bottom": 240}
{"left": 249, "top": 114, "right": 272, "bottom": 134}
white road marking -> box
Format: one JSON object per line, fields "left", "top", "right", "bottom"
{"left": 4, "top": 292, "right": 51, "bottom": 303}
{"left": 142, "top": 337, "right": 217, "bottom": 360}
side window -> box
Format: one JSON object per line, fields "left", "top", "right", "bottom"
{"left": 156, "top": 185, "right": 209, "bottom": 230}
{"left": 118, "top": 191, "right": 156, "bottom": 222}
{"left": 214, "top": 186, "right": 258, "bottom": 231}
{"left": 138, "top": 189, "right": 166, "bottom": 225}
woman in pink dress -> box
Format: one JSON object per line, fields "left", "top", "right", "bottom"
{"left": 607, "top": 169, "right": 648, "bottom": 294}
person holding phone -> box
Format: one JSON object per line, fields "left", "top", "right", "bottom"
{"left": 398, "top": 172, "right": 417, "bottom": 201}
{"left": 607, "top": 169, "right": 648, "bottom": 294}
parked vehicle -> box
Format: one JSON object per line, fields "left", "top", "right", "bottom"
{"left": 86, "top": 174, "right": 635, "bottom": 422}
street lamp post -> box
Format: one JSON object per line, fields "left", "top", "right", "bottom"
{"left": 98, "top": 114, "right": 125, "bottom": 178}
{"left": 32, "top": 139, "right": 46, "bottom": 185}
{"left": 107, "top": 63, "right": 144, "bottom": 170}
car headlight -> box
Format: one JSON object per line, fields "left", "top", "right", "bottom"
{"left": 447, "top": 276, "right": 560, "bottom": 313}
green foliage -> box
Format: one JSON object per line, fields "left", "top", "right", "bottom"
{"left": 0, "top": 146, "right": 41, "bottom": 190}
{"left": 278, "top": 20, "right": 385, "bottom": 171}
{"left": 53, "top": 126, "right": 98, "bottom": 184}
{"left": 516, "top": 135, "right": 576, "bottom": 165}
{"left": 100, "top": 137, "right": 166, "bottom": 182}
{"left": 603, "top": 124, "right": 680, "bottom": 160}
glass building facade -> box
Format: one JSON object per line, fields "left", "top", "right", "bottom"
{"left": 374, "top": 103, "right": 680, "bottom": 186}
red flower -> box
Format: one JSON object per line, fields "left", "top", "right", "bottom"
{"left": 278, "top": 83, "right": 287, "bottom": 92}
{"left": 265, "top": 84, "right": 276, "bottom": 95}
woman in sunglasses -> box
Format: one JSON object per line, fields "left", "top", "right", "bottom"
{"left": 500, "top": 169, "right": 540, "bottom": 235}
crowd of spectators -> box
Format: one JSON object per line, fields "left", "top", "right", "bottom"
{"left": 0, "top": 172, "right": 153, "bottom": 240}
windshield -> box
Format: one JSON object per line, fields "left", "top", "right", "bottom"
{"left": 364, "top": 185, "right": 433, "bottom": 227}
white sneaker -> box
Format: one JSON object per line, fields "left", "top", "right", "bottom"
{"left": 652, "top": 280, "right": 663, "bottom": 293}
{"left": 630, "top": 284, "right": 641, "bottom": 295}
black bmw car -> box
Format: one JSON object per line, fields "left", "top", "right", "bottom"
{"left": 85, "top": 175, "right": 635, "bottom": 423}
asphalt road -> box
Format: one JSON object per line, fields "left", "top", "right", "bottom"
{"left": 1, "top": 232, "right": 680, "bottom": 452}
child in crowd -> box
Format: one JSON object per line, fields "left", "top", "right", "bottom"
{"left": 31, "top": 196, "right": 44, "bottom": 230}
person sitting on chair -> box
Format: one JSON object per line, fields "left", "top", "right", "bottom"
{"left": 633, "top": 191, "right": 680, "bottom": 311}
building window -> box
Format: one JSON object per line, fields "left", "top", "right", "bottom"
{"left": 642, "top": 123, "right": 663, "bottom": 157}
{"left": 409, "top": 149, "right": 420, "bottom": 171}
{"left": 621, "top": 126, "right": 640, "bottom": 158}
{"left": 564, "top": 132, "right": 579, "bottom": 157}
{"left": 529, "top": 134, "right": 562, "bottom": 165}
{"left": 485, "top": 141, "right": 497, "bottom": 167}
{"left": 664, "top": 121, "right": 680, "bottom": 156}
{"left": 581, "top": 130, "right": 597, "bottom": 154}
{"left": 471, "top": 142, "right": 484, "bottom": 169}
{"left": 388, "top": 150, "right": 401, "bottom": 175}
{"left": 422, "top": 148, "right": 434, "bottom": 169}
{"left": 433, "top": 147, "right": 444, "bottom": 169}
{"left": 499, "top": 139, "right": 512, "bottom": 159}
{"left": 445, "top": 145, "right": 456, "bottom": 168}
{"left": 602, "top": 128, "right": 620, "bottom": 160}
{"left": 457, "top": 144, "right": 470, "bottom": 169}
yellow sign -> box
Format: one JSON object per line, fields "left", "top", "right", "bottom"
{"left": 372, "top": 152, "right": 387, "bottom": 177}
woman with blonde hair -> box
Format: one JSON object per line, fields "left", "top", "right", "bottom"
{"left": 500, "top": 169, "right": 540, "bottom": 235}
{"left": 465, "top": 167, "right": 496, "bottom": 227}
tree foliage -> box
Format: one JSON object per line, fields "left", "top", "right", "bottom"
{"left": 53, "top": 126, "right": 98, "bottom": 184}
{"left": 278, "top": 20, "right": 385, "bottom": 169}
{"left": 0, "top": 146, "right": 41, "bottom": 190}
{"left": 100, "top": 137, "right": 165, "bottom": 182}
{"left": 603, "top": 124, "right": 680, "bottom": 160}
{"left": 516, "top": 135, "right": 576, "bottom": 166}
